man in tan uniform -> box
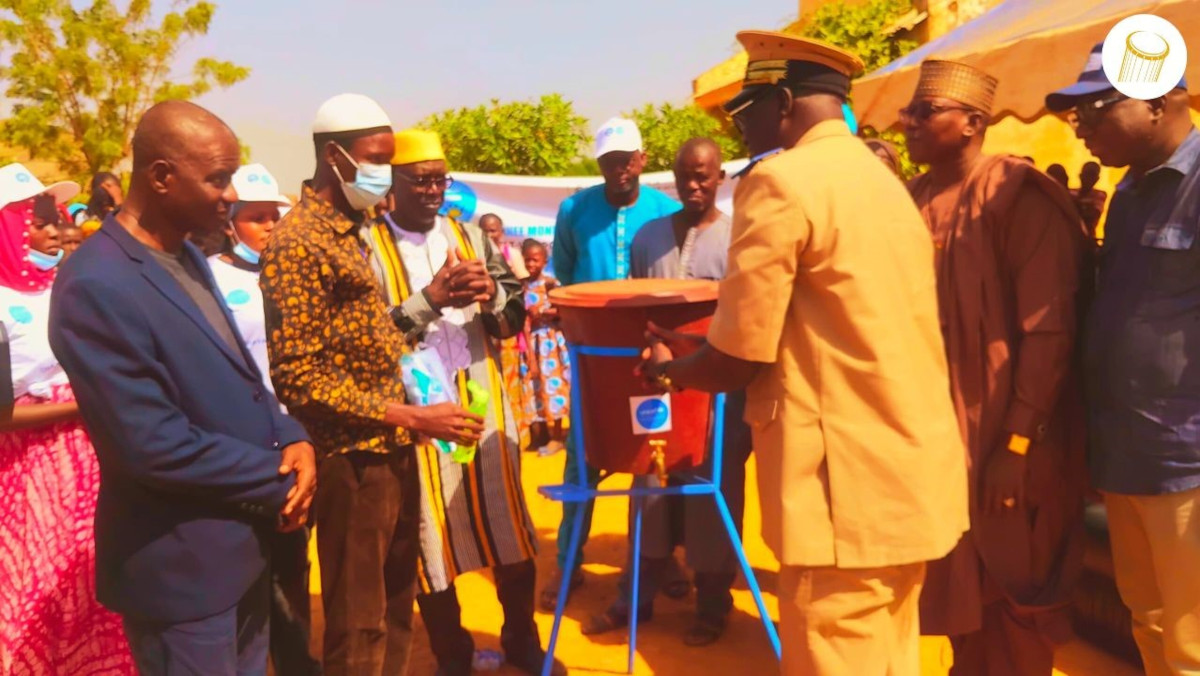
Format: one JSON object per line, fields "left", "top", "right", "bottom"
{"left": 638, "top": 31, "right": 969, "bottom": 675}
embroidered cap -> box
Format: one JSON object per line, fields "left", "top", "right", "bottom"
{"left": 723, "top": 31, "right": 864, "bottom": 114}
{"left": 912, "top": 60, "right": 999, "bottom": 116}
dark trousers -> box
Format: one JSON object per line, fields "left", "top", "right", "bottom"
{"left": 315, "top": 449, "right": 421, "bottom": 676}
{"left": 268, "top": 528, "right": 321, "bottom": 675}
{"left": 615, "top": 392, "right": 752, "bottom": 622}
{"left": 556, "top": 434, "right": 600, "bottom": 571}
{"left": 417, "top": 559, "right": 540, "bottom": 675}
{"left": 615, "top": 562, "right": 738, "bottom": 625}
{"left": 123, "top": 568, "right": 271, "bottom": 675}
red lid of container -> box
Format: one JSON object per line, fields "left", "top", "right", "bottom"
{"left": 549, "top": 279, "right": 719, "bottom": 309}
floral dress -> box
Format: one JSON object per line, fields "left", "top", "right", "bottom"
{"left": 523, "top": 276, "right": 571, "bottom": 423}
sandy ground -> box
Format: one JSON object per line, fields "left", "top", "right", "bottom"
{"left": 307, "top": 450, "right": 1140, "bottom": 676}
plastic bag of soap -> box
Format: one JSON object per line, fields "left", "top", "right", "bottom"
{"left": 400, "top": 348, "right": 458, "bottom": 456}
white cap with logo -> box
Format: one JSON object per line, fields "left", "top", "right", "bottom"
{"left": 0, "top": 162, "right": 80, "bottom": 209}
{"left": 312, "top": 93, "right": 392, "bottom": 135}
{"left": 593, "top": 117, "right": 643, "bottom": 159}
{"left": 232, "top": 164, "right": 292, "bottom": 207}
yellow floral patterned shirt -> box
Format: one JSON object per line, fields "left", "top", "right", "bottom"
{"left": 260, "top": 184, "right": 409, "bottom": 457}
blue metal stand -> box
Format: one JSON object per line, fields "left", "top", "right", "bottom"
{"left": 539, "top": 343, "right": 782, "bottom": 676}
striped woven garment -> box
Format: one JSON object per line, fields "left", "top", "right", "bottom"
{"left": 362, "top": 215, "right": 537, "bottom": 593}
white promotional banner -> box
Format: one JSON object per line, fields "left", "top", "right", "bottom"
{"left": 440, "top": 159, "right": 751, "bottom": 267}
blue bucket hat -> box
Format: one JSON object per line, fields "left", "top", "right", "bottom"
{"left": 1046, "top": 42, "right": 1188, "bottom": 112}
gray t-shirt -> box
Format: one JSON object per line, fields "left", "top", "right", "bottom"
{"left": 146, "top": 246, "right": 244, "bottom": 359}
{"left": 630, "top": 212, "right": 732, "bottom": 280}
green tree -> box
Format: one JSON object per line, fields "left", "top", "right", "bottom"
{"left": 784, "top": 0, "right": 925, "bottom": 178}
{"left": 626, "top": 102, "right": 746, "bottom": 171}
{"left": 859, "top": 127, "right": 922, "bottom": 180}
{"left": 420, "top": 94, "right": 589, "bottom": 176}
{"left": 789, "top": 0, "right": 919, "bottom": 73}
{"left": 0, "top": 0, "right": 249, "bottom": 181}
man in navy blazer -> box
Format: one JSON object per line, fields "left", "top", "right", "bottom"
{"left": 48, "top": 101, "right": 316, "bottom": 675}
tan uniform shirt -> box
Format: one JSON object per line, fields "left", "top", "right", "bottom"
{"left": 708, "top": 120, "right": 969, "bottom": 569}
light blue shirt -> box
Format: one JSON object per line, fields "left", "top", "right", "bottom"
{"left": 551, "top": 184, "right": 679, "bottom": 285}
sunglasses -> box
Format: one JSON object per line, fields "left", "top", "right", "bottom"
{"left": 1066, "top": 91, "right": 1129, "bottom": 129}
{"left": 898, "top": 100, "right": 977, "bottom": 125}
{"left": 729, "top": 86, "right": 781, "bottom": 132}
{"left": 395, "top": 174, "right": 454, "bottom": 190}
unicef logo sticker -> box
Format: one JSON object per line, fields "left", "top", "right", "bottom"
{"left": 1102, "top": 15, "right": 1188, "bottom": 100}
{"left": 630, "top": 394, "right": 672, "bottom": 435}
{"left": 636, "top": 400, "right": 669, "bottom": 429}
{"left": 15, "top": 172, "right": 31, "bottom": 183}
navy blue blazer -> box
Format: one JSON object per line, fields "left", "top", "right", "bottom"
{"left": 48, "top": 219, "right": 309, "bottom": 623}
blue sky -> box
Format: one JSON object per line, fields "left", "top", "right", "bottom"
{"left": 185, "top": 0, "right": 798, "bottom": 191}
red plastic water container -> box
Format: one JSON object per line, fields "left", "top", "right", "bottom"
{"left": 549, "top": 279, "right": 719, "bottom": 475}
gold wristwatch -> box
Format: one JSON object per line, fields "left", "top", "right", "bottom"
{"left": 1006, "top": 433, "right": 1030, "bottom": 456}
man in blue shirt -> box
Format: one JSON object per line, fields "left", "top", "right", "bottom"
{"left": 541, "top": 118, "right": 678, "bottom": 610}
{"left": 1046, "top": 43, "right": 1200, "bottom": 674}
{"left": 552, "top": 118, "right": 680, "bottom": 284}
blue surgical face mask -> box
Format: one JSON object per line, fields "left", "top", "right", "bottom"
{"left": 232, "top": 241, "right": 261, "bottom": 266}
{"left": 333, "top": 144, "right": 392, "bottom": 212}
{"left": 28, "top": 248, "right": 64, "bottom": 271}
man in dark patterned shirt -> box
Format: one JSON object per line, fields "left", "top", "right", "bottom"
{"left": 1048, "top": 45, "right": 1200, "bottom": 674}
{"left": 261, "top": 93, "right": 483, "bottom": 676}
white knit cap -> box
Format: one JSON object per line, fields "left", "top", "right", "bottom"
{"left": 312, "top": 93, "right": 392, "bottom": 135}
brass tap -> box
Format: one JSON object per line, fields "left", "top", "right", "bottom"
{"left": 649, "top": 439, "right": 668, "bottom": 487}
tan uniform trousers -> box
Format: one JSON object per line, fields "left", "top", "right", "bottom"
{"left": 779, "top": 562, "right": 926, "bottom": 676}
{"left": 1104, "top": 486, "right": 1200, "bottom": 676}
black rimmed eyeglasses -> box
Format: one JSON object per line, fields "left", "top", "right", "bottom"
{"left": 395, "top": 174, "right": 454, "bottom": 190}
{"left": 1066, "top": 91, "right": 1129, "bottom": 129}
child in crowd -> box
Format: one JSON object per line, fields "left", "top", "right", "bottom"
{"left": 521, "top": 239, "right": 570, "bottom": 455}
{"left": 59, "top": 221, "right": 84, "bottom": 261}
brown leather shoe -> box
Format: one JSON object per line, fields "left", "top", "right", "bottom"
{"left": 581, "top": 606, "right": 653, "bottom": 636}
{"left": 538, "top": 567, "right": 584, "bottom": 612}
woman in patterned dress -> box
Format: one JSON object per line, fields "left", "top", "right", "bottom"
{"left": 0, "top": 165, "right": 133, "bottom": 675}
{"left": 481, "top": 216, "right": 534, "bottom": 450}
{"left": 521, "top": 239, "right": 570, "bottom": 454}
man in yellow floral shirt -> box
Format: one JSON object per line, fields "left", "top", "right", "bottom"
{"left": 260, "top": 93, "right": 484, "bottom": 676}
